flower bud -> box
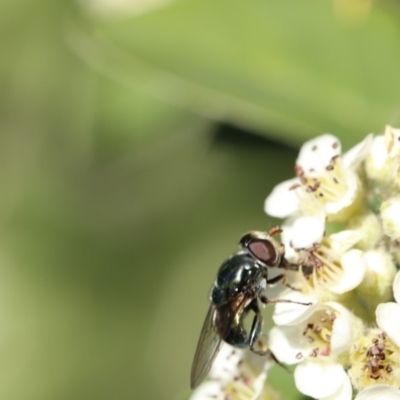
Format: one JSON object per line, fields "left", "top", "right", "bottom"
{"left": 381, "top": 196, "right": 400, "bottom": 241}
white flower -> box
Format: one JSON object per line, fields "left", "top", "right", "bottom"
{"left": 384, "top": 125, "right": 400, "bottom": 158}
{"left": 272, "top": 290, "right": 319, "bottom": 327}
{"left": 365, "top": 126, "right": 400, "bottom": 187}
{"left": 348, "top": 212, "right": 382, "bottom": 250}
{"left": 348, "top": 271, "right": 400, "bottom": 392}
{"left": 381, "top": 196, "right": 400, "bottom": 240}
{"left": 357, "top": 250, "right": 397, "bottom": 307}
{"left": 376, "top": 270, "right": 400, "bottom": 349}
{"left": 190, "top": 343, "right": 277, "bottom": 400}
{"left": 281, "top": 215, "right": 326, "bottom": 251}
{"left": 295, "top": 362, "right": 352, "bottom": 400}
{"left": 269, "top": 300, "right": 360, "bottom": 399}
{"left": 281, "top": 224, "right": 366, "bottom": 296}
{"left": 355, "top": 385, "right": 400, "bottom": 400}
{"left": 265, "top": 134, "right": 373, "bottom": 227}
{"left": 208, "top": 342, "right": 245, "bottom": 381}
{"left": 190, "top": 381, "right": 224, "bottom": 400}
{"left": 348, "top": 329, "right": 400, "bottom": 393}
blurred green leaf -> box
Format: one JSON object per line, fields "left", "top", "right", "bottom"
{"left": 4, "top": 1, "right": 399, "bottom": 399}
{"left": 1, "top": 122, "right": 299, "bottom": 400}
{"left": 87, "top": 0, "right": 400, "bottom": 147}
{"left": 0, "top": 2, "right": 214, "bottom": 399}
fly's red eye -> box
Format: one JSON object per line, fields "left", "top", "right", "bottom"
{"left": 248, "top": 239, "right": 279, "bottom": 266}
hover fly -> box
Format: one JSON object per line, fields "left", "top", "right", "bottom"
{"left": 190, "top": 227, "right": 312, "bottom": 389}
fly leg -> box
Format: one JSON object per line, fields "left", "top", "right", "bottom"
{"left": 248, "top": 303, "right": 290, "bottom": 371}
{"left": 248, "top": 299, "right": 289, "bottom": 370}
{"left": 247, "top": 298, "right": 298, "bottom": 372}
{"left": 248, "top": 299, "right": 269, "bottom": 356}
{"left": 279, "top": 257, "right": 314, "bottom": 277}
{"left": 260, "top": 294, "right": 312, "bottom": 307}
{"left": 266, "top": 273, "right": 299, "bottom": 292}
{"left": 266, "top": 273, "right": 285, "bottom": 286}
{"left": 248, "top": 292, "right": 312, "bottom": 350}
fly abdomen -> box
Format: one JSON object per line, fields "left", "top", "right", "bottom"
{"left": 224, "top": 324, "right": 248, "bottom": 348}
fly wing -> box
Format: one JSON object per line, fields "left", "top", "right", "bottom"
{"left": 190, "top": 304, "right": 223, "bottom": 389}
{"left": 190, "top": 295, "right": 249, "bottom": 389}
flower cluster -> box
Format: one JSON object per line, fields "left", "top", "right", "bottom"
{"left": 190, "top": 343, "right": 280, "bottom": 400}
{"left": 190, "top": 126, "right": 400, "bottom": 400}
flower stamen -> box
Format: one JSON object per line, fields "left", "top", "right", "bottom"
{"left": 296, "top": 240, "right": 346, "bottom": 292}
{"left": 349, "top": 330, "right": 400, "bottom": 391}
{"left": 294, "top": 156, "right": 350, "bottom": 209}
{"left": 300, "top": 308, "right": 337, "bottom": 358}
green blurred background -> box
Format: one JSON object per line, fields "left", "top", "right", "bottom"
{"left": 1, "top": 0, "right": 400, "bottom": 399}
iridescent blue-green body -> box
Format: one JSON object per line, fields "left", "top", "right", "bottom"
{"left": 211, "top": 252, "right": 267, "bottom": 347}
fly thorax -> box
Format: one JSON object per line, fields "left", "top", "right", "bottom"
{"left": 215, "top": 253, "right": 262, "bottom": 301}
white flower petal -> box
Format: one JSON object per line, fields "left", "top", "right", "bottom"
{"left": 385, "top": 125, "right": 400, "bottom": 158}
{"left": 376, "top": 302, "right": 400, "bottom": 348}
{"left": 364, "top": 249, "right": 395, "bottom": 277}
{"left": 273, "top": 291, "right": 317, "bottom": 326}
{"left": 320, "top": 370, "right": 352, "bottom": 400}
{"left": 264, "top": 178, "right": 300, "bottom": 218}
{"left": 281, "top": 222, "right": 298, "bottom": 261}
{"left": 297, "top": 134, "right": 341, "bottom": 174}
{"left": 209, "top": 343, "right": 243, "bottom": 381}
{"left": 290, "top": 214, "right": 326, "bottom": 249}
{"left": 329, "top": 230, "right": 363, "bottom": 253}
{"left": 251, "top": 370, "right": 268, "bottom": 400}
{"left": 327, "top": 302, "right": 353, "bottom": 355}
{"left": 190, "top": 381, "right": 224, "bottom": 400}
{"left": 243, "top": 349, "right": 275, "bottom": 376}
{"left": 380, "top": 197, "right": 400, "bottom": 240}
{"left": 325, "top": 170, "right": 358, "bottom": 215}
{"left": 393, "top": 270, "right": 400, "bottom": 304}
{"left": 268, "top": 326, "right": 308, "bottom": 364}
{"left": 329, "top": 250, "right": 366, "bottom": 294}
{"left": 368, "top": 135, "right": 388, "bottom": 170}
{"left": 294, "top": 361, "right": 345, "bottom": 398}
{"left": 342, "top": 134, "right": 373, "bottom": 169}
{"left": 355, "top": 384, "right": 400, "bottom": 400}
